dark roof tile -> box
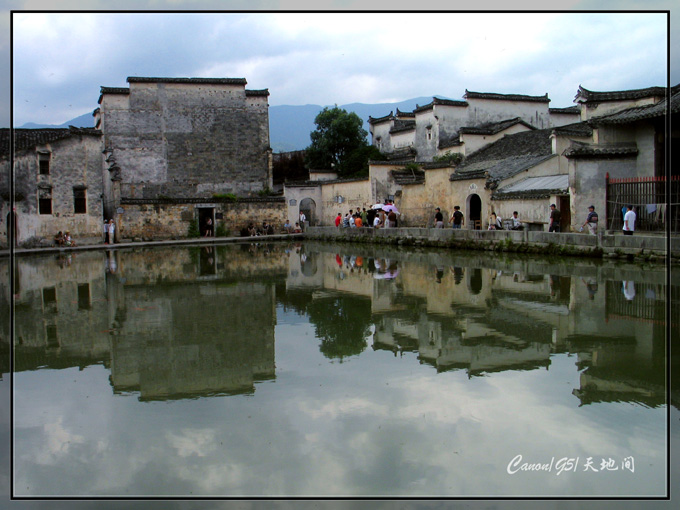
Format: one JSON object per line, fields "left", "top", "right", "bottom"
{"left": 245, "top": 89, "right": 270, "bottom": 97}
{"left": 464, "top": 90, "right": 550, "bottom": 103}
{"left": 127, "top": 76, "right": 247, "bottom": 85}
{"left": 459, "top": 117, "right": 535, "bottom": 135}
{"left": 391, "top": 168, "right": 425, "bottom": 185}
{"left": 1, "top": 127, "right": 102, "bottom": 158}
{"left": 575, "top": 84, "right": 668, "bottom": 103}
{"left": 564, "top": 141, "right": 638, "bottom": 159}
{"left": 588, "top": 87, "right": 680, "bottom": 126}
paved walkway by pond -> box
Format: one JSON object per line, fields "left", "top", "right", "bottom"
{"left": 0, "top": 233, "right": 305, "bottom": 257}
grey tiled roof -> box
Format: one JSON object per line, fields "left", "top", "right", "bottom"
{"left": 575, "top": 84, "right": 667, "bottom": 103}
{"left": 438, "top": 137, "right": 463, "bottom": 149}
{"left": 391, "top": 168, "right": 425, "bottom": 185}
{"left": 368, "top": 112, "right": 393, "bottom": 124}
{"left": 449, "top": 169, "right": 487, "bottom": 181}
{"left": 464, "top": 90, "right": 550, "bottom": 103}
{"left": 284, "top": 176, "right": 369, "bottom": 187}
{"left": 1, "top": 127, "right": 102, "bottom": 158}
{"left": 451, "top": 126, "right": 558, "bottom": 186}
{"left": 100, "top": 86, "right": 129, "bottom": 95}
{"left": 492, "top": 174, "right": 568, "bottom": 200}
{"left": 563, "top": 141, "right": 638, "bottom": 159}
{"left": 414, "top": 97, "right": 467, "bottom": 113}
{"left": 245, "top": 89, "right": 270, "bottom": 97}
{"left": 458, "top": 117, "right": 535, "bottom": 135}
{"left": 369, "top": 159, "right": 416, "bottom": 166}
{"left": 127, "top": 77, "right": 247, "bottom": 85}
{"left": 549, "top": 106, "right": 580, "bottom": 114}
{"left": 587, "top": 87, "right": 680, "bottom": 126}
{"left": 389, "top": 120, "right": 416, "bottom": 134}
{"left": 552, "top": 122, "right": 593, "bottom": 137}
{"left": 396, "top": 109, "right": 415, "bottom": 117}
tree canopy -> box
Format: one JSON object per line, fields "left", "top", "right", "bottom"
{"left": 305, "top": 106, "right": 382, "bottom": 178}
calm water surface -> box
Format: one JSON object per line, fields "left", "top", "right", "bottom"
{"left": 4, "top": 241, "right": 672, "bottom": 497}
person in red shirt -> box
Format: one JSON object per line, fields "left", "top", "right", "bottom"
{"left": 335, "top": 213, "right": 342, "bottom": 227}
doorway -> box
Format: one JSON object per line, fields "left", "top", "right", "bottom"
{"left": 467, "top": 194, "right": 482, "bottom": 229}
{"left": 197, "top": 207, "right": 215, "bottom": 237}
{"left": 299, "top": 198, "right": 316, "bottom": 226}
{"left": 559, "top": 196, "right": 571, "bottom": 232}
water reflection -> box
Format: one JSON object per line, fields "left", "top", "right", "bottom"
{"left": 3, "top": 241, "right": 673, "bottom": 496}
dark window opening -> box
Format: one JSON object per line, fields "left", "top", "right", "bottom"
{"left": 39, "top": 153, "right": 51, "bottom": 175}
{"left": 46, "top": 325, "right": 59, "bottom": 349}
{"left": 74, "top": 189, "right": 87, "bottom": 214}
{"left": 42, "top": 287, "right": 57, "bottom": 312}
{"left": 39, "top": 198, "right": 52, "bottom": 215}
{"left": 77, "top": 283, "right": 91, "bottom": 310}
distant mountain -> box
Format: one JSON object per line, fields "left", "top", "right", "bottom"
{"left": 269, "top": 97, "right": 441, "bottom": 152}
{"left": 19, "top": 96, "right": 448, "bottom": 153}
{"left": 19, "top": 112, "right": 95, "bottom": 130}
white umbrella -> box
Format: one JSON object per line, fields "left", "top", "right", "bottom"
{"left": 372, "top": 203, "right": 384, "bottom": 210}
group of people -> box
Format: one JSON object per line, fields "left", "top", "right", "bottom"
{"left": 54, "top": 231, "right": 76, "bottom": 247}
{"left": 103, "top": 219, "right": 116, "bottom": 244}
{"left": 335, "top": 200, "right": 400, "bottom": 229}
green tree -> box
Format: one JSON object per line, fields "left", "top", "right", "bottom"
{"left": 305, "top": 106, "right": 378, "bottom": 178}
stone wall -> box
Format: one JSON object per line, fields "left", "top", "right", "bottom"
{"left": 116, "top": 198, "right": 287, "bottom": 240}
{"left": 99, "top": 79, "right": 272, "bottom": 202}
{"left": 1, "top": 131, "right": 104, "bottom": 245}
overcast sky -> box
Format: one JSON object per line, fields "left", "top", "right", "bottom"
{"left": 1, "top": 1, "right": 677, "bottom": 128}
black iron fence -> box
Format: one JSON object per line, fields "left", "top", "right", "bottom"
{"left": 605, "top": 174, "right": 679, "bottom": 233}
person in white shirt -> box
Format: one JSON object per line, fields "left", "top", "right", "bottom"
{"left": 623, "top": 205, "right": 636, "bottom": 235}
{"left": 108, "top": 219, "right": 116, "bottom": 244}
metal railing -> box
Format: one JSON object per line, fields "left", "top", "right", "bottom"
{"left": 605, "top": 174, "right": 679, "bottom": 233}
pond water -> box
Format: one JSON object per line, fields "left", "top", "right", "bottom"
{"left": 3, "top": 242, "right": 672, "bottom": 497}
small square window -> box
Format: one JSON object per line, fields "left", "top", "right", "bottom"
{"left": 74, "top": 189, "right": 87, "bottom": 214}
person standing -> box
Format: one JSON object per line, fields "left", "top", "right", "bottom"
{"left": 335, "top": 213, "right": 342, "bottom": 227}
{"left": 511, "top": 211, "right": 523, "bottom": 230}
{"left": 361, "top": 208, "right": 368, "bottom": 226}
{"left": 299, "top": 211, "right": 307, "bottom": 231}
{"left": 204, "top": 217, "right": 213, "bottom": 237}
{"left": 580, "top": 205, "right": 599, "bottom": 235}
{"left": 103, "top": 219, "right": 109, "bottom": 244}
{"left": 623, "top": 205, "right": 636, "bottom": 235}
{"left": 108, "top": 219, "right": 116, "bottom": 244}
{"left": 549, "top": 204, "right": 561, "bottom": 232}
{"left": 434, "top": 207, "right": 444, "bottom": 228}
{"left": 449, "top": 206, "right": 464, "bottom": 229}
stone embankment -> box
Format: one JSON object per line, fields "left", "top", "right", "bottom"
{"left": 304, "top": 226, "right": 675, "bottom": 264}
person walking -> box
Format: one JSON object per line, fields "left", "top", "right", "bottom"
{"left": 103, "top": 219, "right": 109, "bottom": 244}
{"left": 434, "top": 207, "right": 444, "bottom": 228}
{"left": 449, "top": 206, "right": 464, "bottom": 229}
{"left": 108, "top": 219, "right": 116, "bottom": 244}
{"left": 623, "top": 205, "right": 636, "bottom": 235}
{"left": 580, "top": 205, "right": 599, "bottom": 235}
{"left": 549, "top": 204, "right": 561, "bottom": 232}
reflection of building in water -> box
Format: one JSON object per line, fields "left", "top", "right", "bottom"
{"left": 566, "top": 278, "right": 668, "bottom": 408}
{"left": 8, "top": 244, "right": 289, "bottom": 400}
{"left": 7, "top": 253, "right": 112, "bottom": 372}
{"left": 298, "top": 248, "right": 670, "bottom": 407}
{"left": 111, "top": 281, "right": 276, "bottom": 400}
